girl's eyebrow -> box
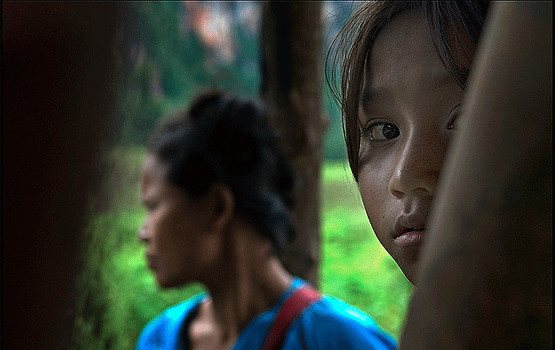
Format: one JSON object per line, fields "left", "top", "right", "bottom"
{"left": 359, "top": 87, "right": 387, "bottom": 106}
{"left": 429, "top": 71, "right": 457, "bottom": 90}
{"left": 360, "top": 71, "right": 454, "bottom": 106}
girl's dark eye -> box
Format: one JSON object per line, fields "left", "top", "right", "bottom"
{"left": 362, "top": 122, "right": 400, "bottom": 141}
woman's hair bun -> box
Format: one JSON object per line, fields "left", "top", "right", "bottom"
{"left": 147, "top": 89, "right": 297, "bottom": 252}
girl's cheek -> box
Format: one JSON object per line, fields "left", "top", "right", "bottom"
{"left": 358, "top": 140, "right": 371, "bottom": 164}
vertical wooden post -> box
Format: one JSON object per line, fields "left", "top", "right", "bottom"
{"left": 399, "top": 2, "right": 552, "bottom": 349}
{"left": 260, "top": 2, "right": 326, "bottom": 287}
{"left": 2, "top": 3, "right": 121, "bottom": 348}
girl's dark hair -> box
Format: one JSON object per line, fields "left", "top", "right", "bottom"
{"left": 147, "top": 90, "right": 296, "bottom": 253}
{"left": 326, "top": 1, "right": 490, "bottom": 180}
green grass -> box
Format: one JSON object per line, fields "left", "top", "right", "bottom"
{"left": 73, "top": 148, "right": 412, "bottom": 349}
{"left": 320, "top": 162, "right": 413, "bottom": 338}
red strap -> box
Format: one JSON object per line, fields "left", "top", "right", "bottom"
{"left": 261, "top": 285, "right": 321, "bottom": 350}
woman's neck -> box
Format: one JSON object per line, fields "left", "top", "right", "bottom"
{"left": 189, "top": 222, "right": 293, "bottom": 350}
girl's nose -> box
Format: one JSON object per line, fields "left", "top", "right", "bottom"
{"left": 388, "top": 132, "right": 446, "bottom": 198}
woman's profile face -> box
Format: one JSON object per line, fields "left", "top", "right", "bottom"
{"left": 139, "top": 154, "right": 219, "bottom": 288}
{"left": 357, "top": 9, "right": 465, "bottom": 284}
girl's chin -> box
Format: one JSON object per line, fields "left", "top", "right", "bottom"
{"left": 392, "top": 252, "right": 421, "bottom": 285}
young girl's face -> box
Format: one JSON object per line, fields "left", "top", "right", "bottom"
{"left": 357, "top": 9, "right": 465, "bottom": 284}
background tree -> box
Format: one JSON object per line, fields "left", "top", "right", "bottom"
{"left": 260, "top": 2, "right": 326, "bottom": 287}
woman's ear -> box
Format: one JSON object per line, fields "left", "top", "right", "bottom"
{"left": 206, "top": 183, "right": 235, "bottom": 233}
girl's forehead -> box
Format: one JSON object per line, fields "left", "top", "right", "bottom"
{"left": 363, "top": 10, "right": 443, "bottom": 91}
{"left": 358, "top": 8, "right": 464, "bottom": 122}
{"left": 366, "top": 6, "right": 476, "bottom": 88}
{"left": 369, "top": 10, "right": 431, "bottom": 66}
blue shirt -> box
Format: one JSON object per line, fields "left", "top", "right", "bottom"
{"left": 136, "top": 278, "right": 397, "bottom": 349}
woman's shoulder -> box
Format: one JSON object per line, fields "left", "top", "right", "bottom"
{"left": 135, "top": 294, "right": 206, "bottom": 350}
{"left": 288, "top": 291, "right": 397, "bottom": 349}
{"left": 313, "top": 295, "right": 381, "bottom": 327}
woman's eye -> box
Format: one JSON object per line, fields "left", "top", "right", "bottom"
{"left": 143, "top": 201, "right": 157, "bottom": 211}
{"left": 362, "top": 122, "right": 400, "bottom": 141}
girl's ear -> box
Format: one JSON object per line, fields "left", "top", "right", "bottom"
{"left": 206, "top": 183, "right": 235, "bottom": 234}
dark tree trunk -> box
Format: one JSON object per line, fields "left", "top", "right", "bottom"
{"left": 260, "top": 2, "right": 326, "bottom": 287}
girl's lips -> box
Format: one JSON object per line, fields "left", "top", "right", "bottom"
{"left": 394, "top": 228, "right": 425, "bottom": 246}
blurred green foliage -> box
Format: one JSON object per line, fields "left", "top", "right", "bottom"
{"left": 115, "top": 3, "right": 262, "bottom": 148}
{"left": 115, "top": 3, "right": 206, "bottom": 147}
{"left": 114, "top": 2, "right": 347, "bottom": 159}
{"left": 72, "top": 148, "right": 412, "bottom": 349}
{"left": 319, "top": 163, "right": 413, "bottom": 335}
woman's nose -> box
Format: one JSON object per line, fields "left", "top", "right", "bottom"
{"left": 388, "top": 132, "right": 446, "bottom": 198}
{"left": 138, "top": 223, "right": 149, "bottom": 242}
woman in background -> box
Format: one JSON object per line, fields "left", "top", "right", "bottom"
{"left": 136, "top": 90, "right": 396, "bottom": 349}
